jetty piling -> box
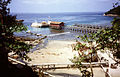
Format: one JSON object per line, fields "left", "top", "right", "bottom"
{"left": 64, "top": 24, "right": 110, "bottom": 33}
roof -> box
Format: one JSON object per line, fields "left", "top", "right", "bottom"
{"left": 50, "top": 21, "right": 64, "bottom": 25}
{"left": 16, "top": 20, "right": 24, "bottom": 22}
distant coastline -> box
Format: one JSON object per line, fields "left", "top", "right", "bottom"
{"left": 103, "top": 14, "right": 119, "bottom": 17}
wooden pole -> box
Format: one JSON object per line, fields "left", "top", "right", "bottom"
{"left": 90, "top": 53, "right": 94, "bottom": 77}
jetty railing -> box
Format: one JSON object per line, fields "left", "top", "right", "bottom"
{"left": 29, "top": 62, "right": 107, "bottom": 70}
{"left": 64, "top": 24, "right": 111, "bottom": 33}
{"left": 30, "top": 62, "right": 109, "bottom": 77}
{"left": 9, "top": 56, "right": 114, "bottom": 77}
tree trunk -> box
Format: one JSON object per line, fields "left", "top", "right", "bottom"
{"left": 0, "top": 47, "right": 9, "bottom": 77}
{"left": 90, "top": 53, "right": 93, "bottom": 77}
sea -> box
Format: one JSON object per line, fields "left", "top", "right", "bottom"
{"left": 13, "top": 12, "right": 114, "bottom": 40}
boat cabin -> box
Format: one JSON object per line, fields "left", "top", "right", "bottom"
{"left": 31, "top": 21, "right": 49, "bottom": 28}
{"left": 50, "top": 21, "right": 64, "bottom": 29}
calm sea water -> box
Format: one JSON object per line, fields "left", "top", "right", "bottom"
{"left": 14, "top": 12, "right": 113, "bottom": 40}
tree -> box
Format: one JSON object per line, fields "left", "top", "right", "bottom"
{"left": 71, "top": 2, "right": 120, "bottom": 75}
{"left": 0, "top": 0, "right": 32, "bottom": 76}
{"left": 71, "top": 36, "right": 98, "bottom": 77}
{"left": 96, "top": 18, "right": 120, "bottom": 58}
{"left": 71, "top": 18, "right": 120, "bottom": 77}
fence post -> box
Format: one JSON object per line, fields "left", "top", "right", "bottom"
{"left": 105, "top": 69, "right": 109, "bottom": 77}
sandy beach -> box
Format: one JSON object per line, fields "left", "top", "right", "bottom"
{"left": 27, "top": 40, "right": 77, "bottom": 64}
{"left": 26, "top": 40, "right": 106, "bottom": 77}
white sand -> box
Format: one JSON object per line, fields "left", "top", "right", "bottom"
{"left": 27, "top": 40, "right": 78, "bottom": 64}
{"left": 26, "top": 40, "right": 106, "bottom": 77}
{"left": 47, "top": 68, "right": 105, "bottom": 77}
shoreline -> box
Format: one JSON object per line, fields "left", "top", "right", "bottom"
{"left": 103, "top": 14, "right": 119, "bottom": 17}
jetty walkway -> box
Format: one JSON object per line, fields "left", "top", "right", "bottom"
{"left": 64, "top": 24, "right": 111, "bottom": 33}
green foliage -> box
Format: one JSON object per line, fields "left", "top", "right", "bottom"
{"left": 81, "top": 70, "right": 91, "bottom": 77}
{"left": 71, "top": 55, "right": 92, "bottom": 77}
{"left": 0, "top": 0, "right": 32, "bottom": 61}
{"left": 75, "top": 18, "right": 120, "bottom": 59}
{"left": 71, "top": 40, "right": 97, "bottom": 77}
{"left": 71, "top": 18, "right": 120, "bottom": 77}
{"left": 71, "top": 1, "right": 120, "bottom": 76}
{"left": 96, "top": 18, "right": 120, "bottom": 58}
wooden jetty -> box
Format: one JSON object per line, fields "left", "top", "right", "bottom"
{"left": 64, "top": 24, "right": 111, "bottom": 33}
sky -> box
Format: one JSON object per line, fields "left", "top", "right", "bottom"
{"left": 8, "top": 0, "right": 118, "bottom": 13}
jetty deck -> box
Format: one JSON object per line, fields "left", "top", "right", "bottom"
{"left": 64, "top": 24, "right": 111, "bottom": 33}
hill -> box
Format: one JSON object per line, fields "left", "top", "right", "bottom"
{"left": 104, "top": 6, "right": 120, "bottom": 16}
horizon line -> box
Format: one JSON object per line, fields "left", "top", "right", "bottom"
{"left": 10, "top": 11, "right": 106, "bottom": 14}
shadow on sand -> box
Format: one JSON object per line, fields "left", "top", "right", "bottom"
{"left": 47, "top": 72, "right": 81, "bottom": 77}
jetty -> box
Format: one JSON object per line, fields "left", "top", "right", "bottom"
{"left": 64, "top": 24, "right": 111, "bottom": 33}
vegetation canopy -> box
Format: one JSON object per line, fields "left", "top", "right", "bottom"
{"left": 0, "top": 0, "right": 32, "bottom": 60}
{"left": 0, "top": 0, "right": 38, "bottom": 77}
{"left": 71, "top": 1, "right": 120, "bottom": 75}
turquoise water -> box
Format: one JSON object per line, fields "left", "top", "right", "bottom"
{"left": 14, "top": 12, "right": 113, "bottom": 40}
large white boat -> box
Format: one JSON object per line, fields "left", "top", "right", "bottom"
{"left": 31, "top": 21, "right": 49, "bottom": 28}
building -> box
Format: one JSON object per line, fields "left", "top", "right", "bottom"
{"left": 50, "top": 21, "right": 64, "bottom": 29}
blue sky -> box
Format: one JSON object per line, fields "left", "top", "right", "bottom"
{"left": 9, "top": 0, "right": 117, "bottom": 13}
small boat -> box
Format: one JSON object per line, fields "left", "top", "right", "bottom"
{"left": 16, "top": 19, "right": 24, "bottom": 25}
{"left": 31, "top": 21, "right": 49, "bottom": 28}
{"left": 49, "top": 21, "right": 64, "bottom": 29}
{"left": 16, "top": 19, "right": 24, "bottom": 22}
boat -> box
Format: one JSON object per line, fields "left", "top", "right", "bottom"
{"left": 31, "top": 20, "right": 65, "bottom": 29}
{"left": 16, "top": 19, "right": 24, "bottom": 22}
{"left": 49, "top": 21, "right": 64, "bottom": 29}
{"left": 31, "top": 21, "right": 49, "bottom": 28}
{"left": 16, "top": 19, "right": 24, "bottom": 25}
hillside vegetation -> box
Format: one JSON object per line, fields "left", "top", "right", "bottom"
{"left": 104, "top": 6, "right": 120, "bottom": 16}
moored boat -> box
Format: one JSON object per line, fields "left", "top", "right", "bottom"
{"left": 31, "top": 20, "right": 64, "bottom": 29}
{"left": 31, "top": 21, "right": 49, "bottom": 28}
{"left": 49, "top": 21, "right": 64, "bottom": 30}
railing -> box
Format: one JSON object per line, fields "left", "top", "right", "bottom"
{"left": 97, "top": 52, "right": 113, "bottom": 77}
{"left": 8, "top": 57, "right": 111, "bottom": 77}
{"left": 29, "top": 62, "right": 107, "bottom": 72}
{"left": 8, "top": 57, "right": 26, "bottom": 65}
